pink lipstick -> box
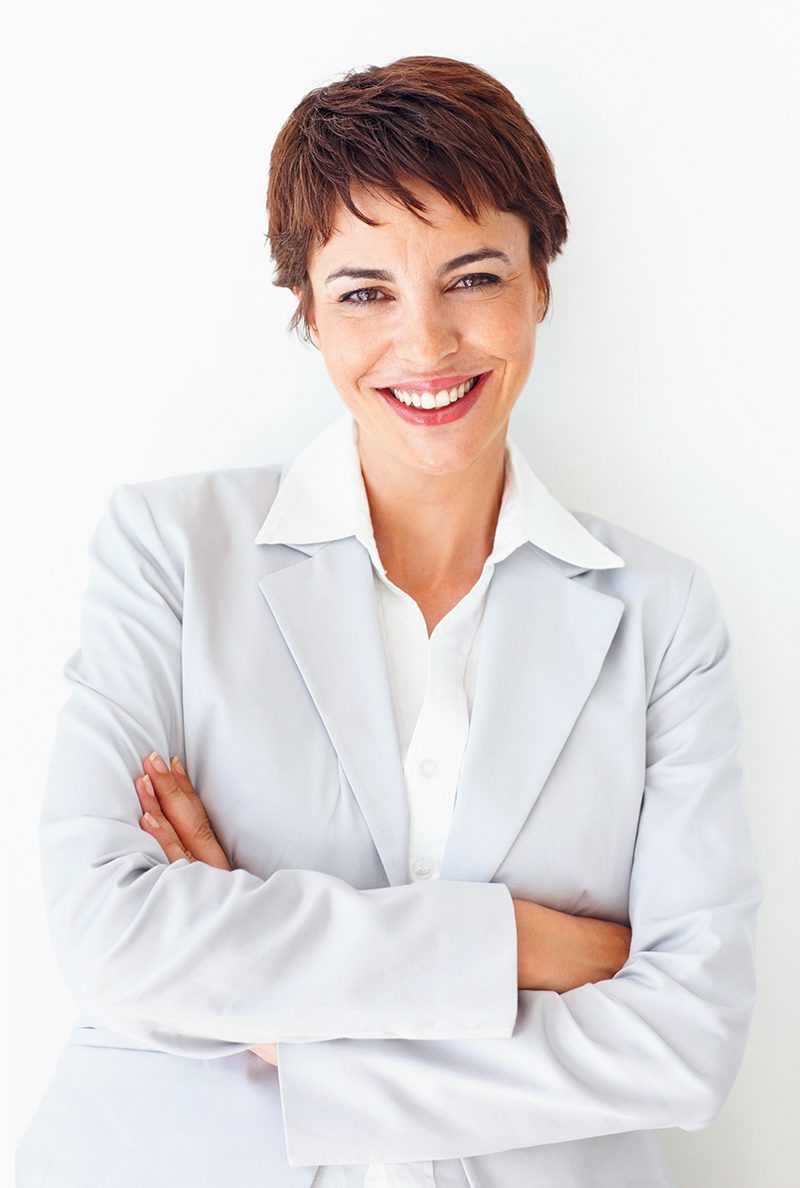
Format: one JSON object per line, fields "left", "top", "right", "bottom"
{"left": 376, "top": 371, "right": 490, "bottom": 426}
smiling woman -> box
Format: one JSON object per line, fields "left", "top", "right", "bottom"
{"left": 18, "top": 53, "right": 762, "bottom": 1188}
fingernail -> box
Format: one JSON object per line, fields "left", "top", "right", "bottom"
{"left": 144, "top": 811, "right": 160, "bottom": 829}
{"left": 140, "top": 774, "right": 155, "bottom": 798}
{"left": 172, "top": 756, "right": 185, "bottom": 775}
{"left": 149, "top": 751, "right": 167, "bottom": 773}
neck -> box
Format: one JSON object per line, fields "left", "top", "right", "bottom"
{"left": 356, "top": 426, "right": 508, "bottom": 592}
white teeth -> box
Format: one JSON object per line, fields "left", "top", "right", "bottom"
{"left": 388, "top": 374, "right": 481, "bottom": 406}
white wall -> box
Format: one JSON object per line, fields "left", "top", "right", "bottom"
{"left": 6, "top": 2, "right": 798, "bottom": 1184}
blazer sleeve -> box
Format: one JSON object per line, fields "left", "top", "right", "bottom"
{"left": 38, "top": 482, "right": 519, "bottom": 1059}
{"left": 274, "top": 562, "right": 765, "bottom": 1167}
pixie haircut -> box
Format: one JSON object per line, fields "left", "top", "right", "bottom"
{"left": 266, "top": 55, "right": 569, "bottom": 344}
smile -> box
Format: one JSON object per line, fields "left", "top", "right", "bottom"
{"left": 386, "top": 374, "right": 481, "bottom": 408}
{"left": 375, "top": 370, "right": 491, "bottom": 426}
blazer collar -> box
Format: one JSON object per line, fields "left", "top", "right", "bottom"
{"left": 254, "top": 411, "right": 625, "bottom": 573}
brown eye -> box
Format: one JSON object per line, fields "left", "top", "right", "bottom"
{"left": 453, "top": 273, "right": 500, "bottom": 289}
{"left": 339, "top": 287, "right": 387, "bottom": 305}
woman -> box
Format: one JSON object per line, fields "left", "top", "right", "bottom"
{"left": 17, "top": 55, "right": 762, "bottom": 1188}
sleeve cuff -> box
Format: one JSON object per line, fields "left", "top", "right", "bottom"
{"left": 276, "top": 880, "right": 518, "bottom": 1167}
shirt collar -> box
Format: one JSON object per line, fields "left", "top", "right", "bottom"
{"left": 254, "top": 411, "right": 624, "bottom": 572}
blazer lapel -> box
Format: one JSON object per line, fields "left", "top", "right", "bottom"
{"left": 439, "top": 543, "right": 625, "bottom": 884}
{"left": 257, "top": 536, "right": 411, "bottom": 887}
{"left": 258, "top": 536, "right": 625, "bottom": 891}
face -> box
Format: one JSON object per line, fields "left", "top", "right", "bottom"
{"left": 294, "top": 179, "right": 544, "bottom": 479}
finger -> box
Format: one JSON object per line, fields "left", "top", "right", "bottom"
{"left": 141, "top": 752, "right": 232, "bottom": 871}
{"left": 135, "top": 776, "right": 197, "bottom": 865}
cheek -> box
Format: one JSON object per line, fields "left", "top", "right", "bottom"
{"left": 318, "top": 315, "right": 379, "bottom": 374}
{"left": 471, "top": 299, "right": 536, "bottom": 366}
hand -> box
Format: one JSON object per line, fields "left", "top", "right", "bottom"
{"left": 512, "top": 897, "right": 632, "bottom": 992}
{"left": 134, "top": 751, "right": 279, "bottom": 1067}
{"left": 135, "top": 751, "right": 231, "bottom": 869}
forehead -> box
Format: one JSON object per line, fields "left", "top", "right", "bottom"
{"left": 310, "top": 180, "right": 527, "bottom": 270}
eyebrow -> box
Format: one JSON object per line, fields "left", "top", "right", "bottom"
{"left": 323, "top": 248, "right": 513, "bottom": 286}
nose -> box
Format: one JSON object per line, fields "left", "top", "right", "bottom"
{"left": 392, "top": 291, "right": 460, "bottom": 370}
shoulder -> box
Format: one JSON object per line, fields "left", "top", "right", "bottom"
{"left": 86, "top": 466, "right": 286, "bottom": 598}
{"left": 571, "top": 508, "right": 698, "bottom": 586}
{"left": 100, "top": 463, "right": 285, "bottom": 550}
{"left": 122, "top": 463, "right": 284, "bottom": 517}
{"left": 565, "top": 508, "right": 727, "bottom": 652}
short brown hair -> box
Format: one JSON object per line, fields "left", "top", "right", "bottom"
{"left": 265, "top": 55, "right": 569, "bottom": 344}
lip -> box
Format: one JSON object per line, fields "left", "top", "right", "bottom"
{"left": 376, "top": 370, "right": 491, "bottom": 426}
{"left": 379, "top": 371, "right": 487, "bottom": 394}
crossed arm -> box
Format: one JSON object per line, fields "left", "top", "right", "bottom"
{"left": 134, "top": 748, "right": 634, "bottom": 1066}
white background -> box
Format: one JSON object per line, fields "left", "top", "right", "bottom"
{"left": 5, "top": 2, "right": 798, "bottom": 1184}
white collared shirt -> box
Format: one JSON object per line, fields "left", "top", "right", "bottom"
{"left": 255, "top": 411, "right": 623, "bottom": 1188}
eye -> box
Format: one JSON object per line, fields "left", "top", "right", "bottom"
{"left": 338, "top": 287, "right": 387, "bottom": 306}
{"left": 452, "top": 273, "right": 501, "bottom": 289}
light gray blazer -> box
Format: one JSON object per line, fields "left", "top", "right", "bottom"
{"left": 17, "top": 463, "right": 763, "bottom": 1188}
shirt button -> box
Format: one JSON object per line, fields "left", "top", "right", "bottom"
{"left": 412, "top": 856, "right": 434, "bottom": 879}
{"left": 418, "top": 758, "right": 438, "bottom": 778}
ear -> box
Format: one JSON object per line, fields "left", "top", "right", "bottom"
{"left": 534, "top": 272, "right": 546, "bottom": 323}
{"left": 305, "top": 314, "right": 321, "bottom": 350}
{"left": 292, "top": 285, "right": 320, "bottom": 349}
